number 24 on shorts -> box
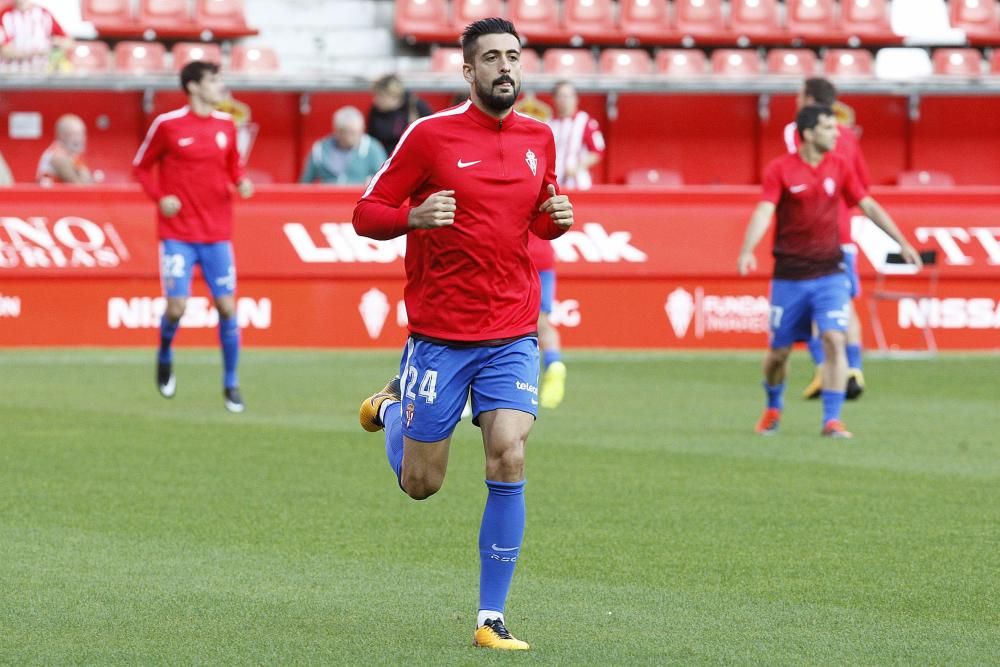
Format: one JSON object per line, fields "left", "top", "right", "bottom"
{"left": 405, "top": 367, "right": 438, "bottom": 404}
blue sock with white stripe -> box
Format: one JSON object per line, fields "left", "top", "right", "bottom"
{"left": 382, "top": 401, "right": 404, "bottom": 485}
{"left": 158, "top": 315, "right": 179, "bottom": 364}
{"left": 478, "top": 480, "right": 526, "bottom": 617}
{"left": 218, "top": 316, "right": 240, "bottom": 389}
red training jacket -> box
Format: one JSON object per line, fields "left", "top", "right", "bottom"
{"left": 354, "top": 100, "right": 566, "bottom": 342}
{"left": 133, "top": 106, "right": 244, "bottom": 243}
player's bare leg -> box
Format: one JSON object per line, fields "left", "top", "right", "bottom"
{"left": 157, "top": 297, "right": 186, "bottom": 398}
{"left": 756, "top": 346, "right": 790, "bottom": 434}
{"left": 820, "top": 329, "right": 852, "bottom": 438}
{"left": 473, "top": 408, "right": 532, "bottom": 650}
{"left": 400, "top": 436, "right": 452, "bottom": 500}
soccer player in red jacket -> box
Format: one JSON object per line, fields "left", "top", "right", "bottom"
{"left": 353, "top": 18, "right": 573, "bottom": 650}
{"left": 738, "top": 105, "right": 920, "bottom": 438}
{"left": 133, "top": 61, "right": 254, "bottom": 413}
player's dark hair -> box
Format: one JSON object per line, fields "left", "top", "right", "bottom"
{"left": 796, "top": 105, "right": 835, "bottom": 139}
{"left": 461, "top": 18, "right": 520, "bottom": 64}
{"left": 803, "top": 77, "right": 837, "bottom": 106}
{"left": 180, "top": 60, "right": 220, "bottom": 94}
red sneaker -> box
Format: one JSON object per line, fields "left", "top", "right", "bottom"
{"left": 821, "top": 419, "right": 853, "bottom": 439}
{"left": 755, "top": 408, "right": 781, "bottom": 435}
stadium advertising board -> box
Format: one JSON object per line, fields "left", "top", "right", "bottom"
{"left": 1, "top": 186, "right": 998, "bottom": 349}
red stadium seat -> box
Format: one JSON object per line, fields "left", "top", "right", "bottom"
{"left": 563, "top": 0, "right": 619, "bottom": 45}
{"left": 509, "top": 0, "right": 562, "bottom": 42}
{"left": 767, "top": 48, "right": 818, "bottom": 74}
{"left": 625, "top": 168, "right": 684, "bottom": 186}
{"left": 172, "top": 42, "right": 222, "bottom": 70}
{"left": 711, "top": 49, "right": 762, "bottom": 76}
{"left": 82, "top": 0, "right": 135, "bottom": 35}
{"left": 543, "top": 48, "right": 598, "bottom": 74}
{"left": 394, "top": 0, "right": 450, "bottom": 44}
{"left": 619, "top": 0, "right": 672, "bottom": 44}
{"left": 430, "top": 47, "right": 465, "bottom": 73}
{"left": 196, "top": 0, "right": 256, "bottom": 38}
{"left": 949, "top": 0, "right": 1000, "bottom": 39}
{"left": 932, "top": 48, "right": 983, "bottom": 76}
{"left": 655, "top": 49, "right": 708, "bottom": 76}
{"left": 519, "top": 48, "right": 542, "bottom": 73}
{"left": 897, "top": 169, "right": 955, "bottom": 187}
{"left": 452, "top": 0, "right": 503, "bottom": 29}
{"left": 229, "top": 45, "right": 279, "bottom": 73}
{"left": 823, "top": 48, "right": 874, "bottom": 76}
{"left": 786, "top": 0, "right": 839, "bottom": 37}
{"left": 599, "top": 49, "right": 653, "bottom": 75}
{"left": 840, "top": 0, "right": 893, "bottom": 40}
{"left": 68, "top": 41, "right": 112, "bottom": 73}
{"left": 674, "top": 0, "right": 726, "bottom": 39}
{"left": 114, "top": 41, "right": 167, "bottom": 74}
{"left": 140, "top": 0, "right": 195, "bottom": 34}
{"left": 729, "top": 0, "right": 782, "bottom": 40}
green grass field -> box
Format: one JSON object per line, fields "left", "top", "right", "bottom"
{"left": 1, "top": 349, "right": 997, "bottom": 665}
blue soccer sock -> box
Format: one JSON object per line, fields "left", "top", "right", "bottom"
{"left": 218, "top": 316, "right": 240, "bottom": 389}
{"left": 821, "top": 389, "right": 846, "bottom": 424}
{"left": 382, "top": 401, "right": 404, "bottom": 485}
{"left": 807, "top": 336, "right": 825, "bottom": 366}
{"left": 478, "top": 479, "right": 526, "bottom": 617}
{"left": 543, "top": 349, "right": 561, "bottom": 368}
{"left": 764, "top": 381, "right": 785, "bottom": 410}
{"left": 158, "top": 315, "right": 180, "bottom": 364}
{"left": 846, "top": 343, "right": 863, "bottom": 371}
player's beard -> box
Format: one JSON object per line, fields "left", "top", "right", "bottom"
{"left": 476, "top": 75, "right": 520, "bottom": 113}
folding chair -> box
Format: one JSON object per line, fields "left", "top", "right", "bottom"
{"left": 867, "top": 249, "right": 939, "bottom": 355}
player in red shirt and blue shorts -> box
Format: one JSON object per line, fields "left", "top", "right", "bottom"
{"left": 133, "top": 61, "right": 254, "bottom": 413}
{"left": 738, "top": 106, "right": 921, "bottom": 438}
{"left": 353, "top": 19, "right": 573, "bottom": 650}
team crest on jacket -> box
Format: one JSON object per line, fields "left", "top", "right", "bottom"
{"left": 525, "top": 149, "right": 537, "bottom": 176}
{"left": 823, "top": 176, "right": 836, "bottom": 196}
{"left": 216, "top": 131, "right": 228, "bottom": 150}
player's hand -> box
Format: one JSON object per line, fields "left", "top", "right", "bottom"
{"left": 159, "top": 195, "right": 182, "bottom": 218}
{"left": 408, "top": 190, "right": 456, "bottom": 229}
{"left": 738, "top": 251, "right": 757, "bottom": 276}
{"left": 539, "top": 184, "right": 573, "bottom": 229}
{"left": 900, "top": 243, "right": 924, "bottom": 269}
{"left": 236, "top": 178, "right": 254, "bottom": 200}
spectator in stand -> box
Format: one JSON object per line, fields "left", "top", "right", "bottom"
{"left": 37, "top": 114, "right": 93, "bottom": 185}
{"left": 0, "top": 0, "right": 73, "bottom": 73}
{"left": 0, "top": 149, "right": 12, "bottom": 186}
{"left": 300, "top": 106, "right": 387, "bottom": 185}
{"left": 548, "top": 81, "right": 605, "bottom": 190}
{"left": 367, "top": 74, "right": 432, "bottom": 154}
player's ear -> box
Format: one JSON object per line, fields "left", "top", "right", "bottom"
{"left": 462, "top": 62, "right": 474, "bottom": 85}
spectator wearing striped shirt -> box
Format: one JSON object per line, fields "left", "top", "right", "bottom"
{"left": 547, "top": 81, "right": 605, "bottom": 190}
{"left": 0, "top": 0, "right": 73, "bottom": 73}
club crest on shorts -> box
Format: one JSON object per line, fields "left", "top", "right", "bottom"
{"left": 216, "top": 131, "right": 228, "bottom": 150}
{"left": 823, "top": 177, "right": 836, "bottom": 196}
{"left": 525, "top": 149, "right": 537, "bottom": 176}
{"left": 405, "top": 402, "right": 415, "bottom": 427}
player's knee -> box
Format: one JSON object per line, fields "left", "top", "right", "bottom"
{"left": 401, "top": 470, "right": 443, "bottom": 500}
{"left": 215, "top": 299, "right": 236, "bottom": 319}
{"left": 165, "top": 301, "right": 186, "bottom": 321}
{"left": 486, "top": 445, "right": 525, "bottom": 481}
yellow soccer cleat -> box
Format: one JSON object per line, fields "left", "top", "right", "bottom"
{"left": 539, "top": 360, "right": 566, "bottom": 409}
{"left": 358, "top": 375, "right": 401, "bottom": 432}
{"left": 801, "top": 366, "right": 823, "bottom": 400}
{"left": 473, "top": 618, "right": 529, "bottom": 650}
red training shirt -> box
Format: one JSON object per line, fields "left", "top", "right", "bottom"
{"left": 353, "top": 100, "right": 566, "bottom": 343}
{"left": 761, "top": 152, "right": 868, "bottom": 280}
{"left": 133, "top": 106, "right": 245, "bottom": 243}
{"left": 784, "top": 121, "right": 871, "bottom": 244}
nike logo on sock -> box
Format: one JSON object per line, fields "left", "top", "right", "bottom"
{"left": 491, "top": 544, "right": 518, "bottom": 552}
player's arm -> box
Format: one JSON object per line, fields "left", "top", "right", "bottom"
{"left": 580, "top": 119, "right": 605, "bottom": 170}
{"left": 225, "top": 125, "right": 252, "bottom": 199}
{"left": 858, "top": 197, "right": 922, "bottom": 267}
{"left": 353, "top": 124, "right": 436, "bottom": 240}
{"left": 531, "top": 136, "right": 572, "bottom": 239}
{"left": 133, "top": 120, "right": 180, "bottom": 217}
{"left": 737, "top": 202, "right": 776, "bottom": 275}
{"left": 49, "top": 153, "right": 87, "bottom": 184}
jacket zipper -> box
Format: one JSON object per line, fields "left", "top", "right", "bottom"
{"left": 498, "top": 119, "right": 505, "bottom": 177}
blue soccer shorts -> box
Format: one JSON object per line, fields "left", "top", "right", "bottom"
{"left": 397, "top": 336, "right": 540, "bottom": 442}
{"left": 840, "top": 243, "right": 861, "bottom": 298}
{"left": 768, "top": 272, "right": 851, "bottom": 350}
{"left": 159, "top": 240, "right": 237, "bottom": 299}
{"left": 538, "top": 269, "right": 556, "bottom": 315}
